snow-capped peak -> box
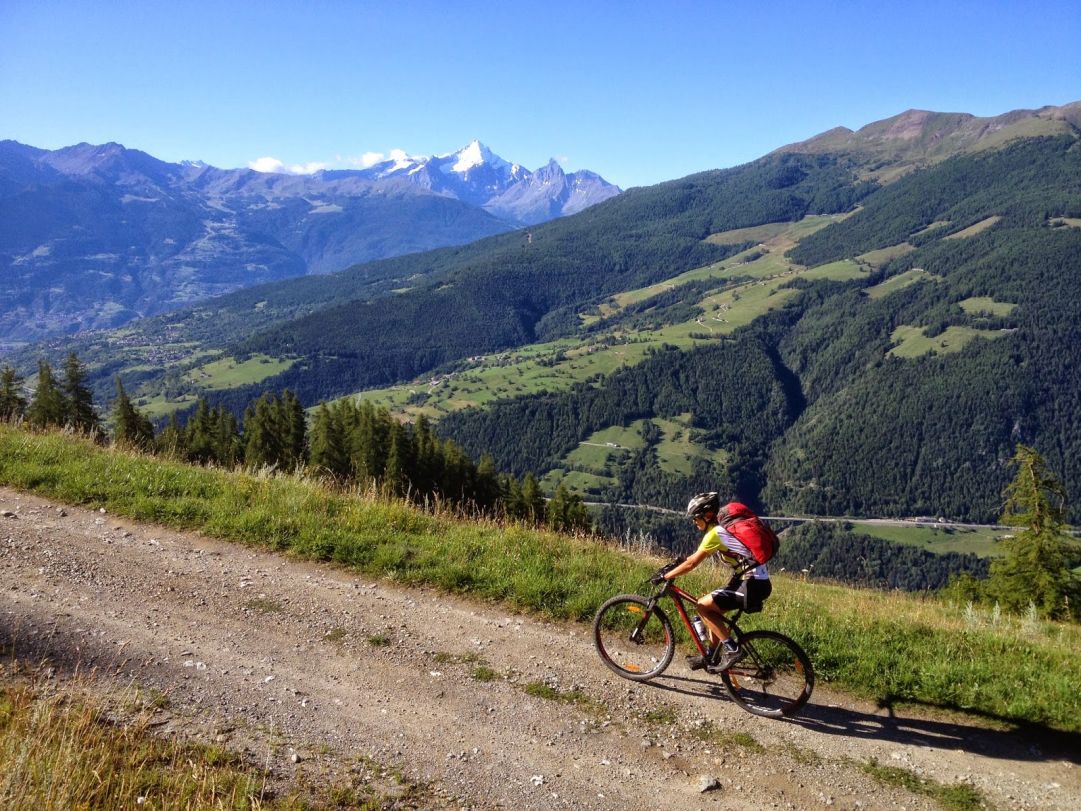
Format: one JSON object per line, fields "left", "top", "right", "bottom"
{"left": 448, "top": 140, "right": 510, "bottom": 174}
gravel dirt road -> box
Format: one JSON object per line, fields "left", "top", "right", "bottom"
{"left": 2, "top": 486, "right": 1078, "bottom": 810}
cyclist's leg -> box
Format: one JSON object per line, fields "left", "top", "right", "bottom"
{"left": 697, "top": 587, "right": 741, "bottom": 645}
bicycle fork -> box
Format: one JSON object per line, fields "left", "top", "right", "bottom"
{"left": 628, "top": 598, "right": 659, "bottom": 644}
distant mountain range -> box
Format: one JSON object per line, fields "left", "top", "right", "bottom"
{"left": 0, "top": 139, "right": 620, "bottom": 340}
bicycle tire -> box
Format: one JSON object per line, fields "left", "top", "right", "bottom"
{"left": 720, "top": 630, "right": 814, "bottom": 718}
{"left": 592, "top": 594, "right": 675, "bottom": 681}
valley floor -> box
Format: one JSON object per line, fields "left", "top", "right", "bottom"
{"left": 2, "top": 486, "right": 1077, "bottom": 810}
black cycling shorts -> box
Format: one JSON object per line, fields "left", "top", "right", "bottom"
{"left": 710, "top": 576, "right": 772, "bottom": 613}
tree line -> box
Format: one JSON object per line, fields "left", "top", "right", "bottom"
{"left": 0, "top": 356, "right": 592, "bottom": 534}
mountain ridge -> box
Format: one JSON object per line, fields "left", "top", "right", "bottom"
{"left": 0, "top": 138, "right": 620, "bottom": 340}
{"left": 774, "top": 101, "right": 1081, "bottom": 175}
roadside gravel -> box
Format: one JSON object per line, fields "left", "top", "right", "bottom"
{"left": 2, "top": 487, "right": 1078, "bottom": 809}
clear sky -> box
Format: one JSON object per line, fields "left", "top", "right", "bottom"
{"left": 2, "top": 0, "right": 1079, "bottom": 189}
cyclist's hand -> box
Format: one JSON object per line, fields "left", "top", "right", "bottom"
{"left": 649, "top": 572, "right": 667, "bottom": 585}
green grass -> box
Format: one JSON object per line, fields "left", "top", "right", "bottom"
{"left": 849, "top": 522, "right": 1011, "bottom": 557}
{"left": 859, "top": 758, "right": 990, "bottom": 811}
{"left": 888, "top": 324, "right": 1006, "bottom": 358}
{"left": 864, "top": 268, "right": 940, "bottom": 300}
{"left": 521, "top": 682, "right": 605, "bottom": 715}
{"left": 353, "top": 215, "right": 855, "bottom": 422}
{"left": 958, "top": 296, "right": 1016, "bottom": 317}
{"left": 135, "top": 354, "right": 297, "bottom": 418}
{"left": 2, "top": 426, "right": 1081, "bottom": 734}
{"left": 549, "top": 417, "right": 727, "bottom": 492}
{"left": 944, "top": 216, "right": 1003, "bottom": 240}
{"left": 801, "top": 259, "right": 870, "bottom": 282}
{"left": 857, "top": 242, "right": 916, "bottom": 268}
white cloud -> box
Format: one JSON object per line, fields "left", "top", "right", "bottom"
{"left": 249, "top": 156, "right": 286, "bottom": 173}
{"left": 289, "top": 161, "right": 328, "bottom": 174}
{"left": 250, "top": 148, "right": 423, "bottom": 175}
{"left": 247, "top": 157, "right": 327, "bottom": 175}
{"left": 357, "top": 151, "right": 386, "bottom": 168}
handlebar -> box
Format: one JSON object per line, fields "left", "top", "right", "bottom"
{"left": 650, "top": 556, "right": 687, "bottom": 584}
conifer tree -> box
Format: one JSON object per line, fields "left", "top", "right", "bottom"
{"left": 62, "top": 353, "right": 99, "bottom": 434}
{"left": 0, "top": 366, "right": 27, "bottom": 421}
{"left": 500, "top": 474, "right": 525, "bottom": 519}
{"left": 384, "top": 421, "right": 410, "bottom": 496}
{"left": 545, "top": 483, "right": 591, "bottom": 533}
{"left": 27, "top": 360, "right": 67, "bottom": 429}
{"left": 186, "top": 398, "right": 215, "bottom": 463}
{"left": 309, "top": 402, "right": 350, "bottom": 477}
{"left": 244, "top": 394, "right": 284, "bottom": 469}
{"left": 988, "top": 444, "right": 1080, "bottom": 619}
{"left": 281, "top": 389, "right": 307, "bottom": 469}
{"left": 521, "top": 473, "right": 546, "bottom": 525}
{"left": 111, "top": 376, "right": 154, "bottom": 449}
{"left": 212, "top": 407, "right": 242, "bottom": 467}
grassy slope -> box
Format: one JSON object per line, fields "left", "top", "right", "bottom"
{"left": 850, "top": 522, "right": 1011, "bottom": 557}
{"left": 2, "top": 426, "right": 1079, "bottom": 734}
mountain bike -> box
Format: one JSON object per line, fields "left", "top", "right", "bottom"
{"left": 592, "top": 559, "right": 814, "bottom": 718}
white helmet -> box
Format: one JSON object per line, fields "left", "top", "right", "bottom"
{"left": 686, "top": 492, "right": 720, "bottom": 520}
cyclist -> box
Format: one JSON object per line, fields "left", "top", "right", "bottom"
{"left": 658, "top": 492, "right": 772, "bottom": 671}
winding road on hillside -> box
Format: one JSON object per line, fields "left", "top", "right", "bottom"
{"left": 2, "top": 486, "right": 1077, "bottom": 810}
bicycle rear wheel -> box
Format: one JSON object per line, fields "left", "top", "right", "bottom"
{"left": 593, "top": 595, "right": 675, "bottom": 681}
{"left": 721, "top": 630, "right": 814, "bottom": 718}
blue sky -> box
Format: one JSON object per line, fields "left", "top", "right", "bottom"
{"left": 2, "top": 1, "right": 1079, "bottom": 189}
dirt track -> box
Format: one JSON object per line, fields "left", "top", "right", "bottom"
{"left": 2, "top": 486, "right": 1078, "bottom": 810}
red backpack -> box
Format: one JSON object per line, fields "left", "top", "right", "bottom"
{"left": 717, "top": 502, "right": 780, "bottom": 565}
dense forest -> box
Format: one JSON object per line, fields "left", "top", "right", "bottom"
{"left": 437, "top": 137, "right": 1081, "bottom": 522}
{"left": 438, "top": 338, "right": 802, "bottom": 510}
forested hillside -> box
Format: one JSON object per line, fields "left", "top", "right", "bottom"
{"left": 439, "top": 136, "right": 1081, "bottom": 523}
{"left": 16, "top": 111, "right": 1081, "bottom": 527}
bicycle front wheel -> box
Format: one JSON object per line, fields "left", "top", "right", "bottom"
{"left": 721, "top": 630, "right": 814, "bottom": 718}
{"left": 593, "top": 594, "right": 675, "bottom": 681}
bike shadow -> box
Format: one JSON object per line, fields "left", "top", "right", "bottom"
{"left": 646, "top": 673, "right": 1081, "bottom": 766}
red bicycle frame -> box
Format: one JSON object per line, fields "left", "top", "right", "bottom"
{"left": 661, "top": 582, "right": 712, "bottom": 656}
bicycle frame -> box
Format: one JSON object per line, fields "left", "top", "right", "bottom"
{"left": 648, "top": 580, "right": 742, "bottom": 657}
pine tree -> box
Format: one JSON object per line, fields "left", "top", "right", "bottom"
{"left": 212, "top": 407, "right": 242, "bottom": 467}
{"left": 384, "top": 421, "right": 409, "bottom": 497}
{"left": 521, "top": 473, "right": 546, "bottom": 525}
{"left": 0, "top": 366, "right": 27, "bottom": 421}
{"left": 111, "top": 376, "right": 154, "bottom": 449}
{"left": 186, "top": 398, "right": 215, "bottom": 463}
{"left": 27, "top": 360, "right": 67, "bottom": 429}
{"left": 281, "top": 389, "right": 307, "bottom": 469}
{"left": 62, "top": 353, "right": 99, "bottom": 434}
{"left": 309, "top": 403, "right": 350, "bottom": 477}
{"left": 244, "top": 394, "right": 284, "bottom": 470}
{"left": 987, "top": 444, "right": 1080, "bottom": 619}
